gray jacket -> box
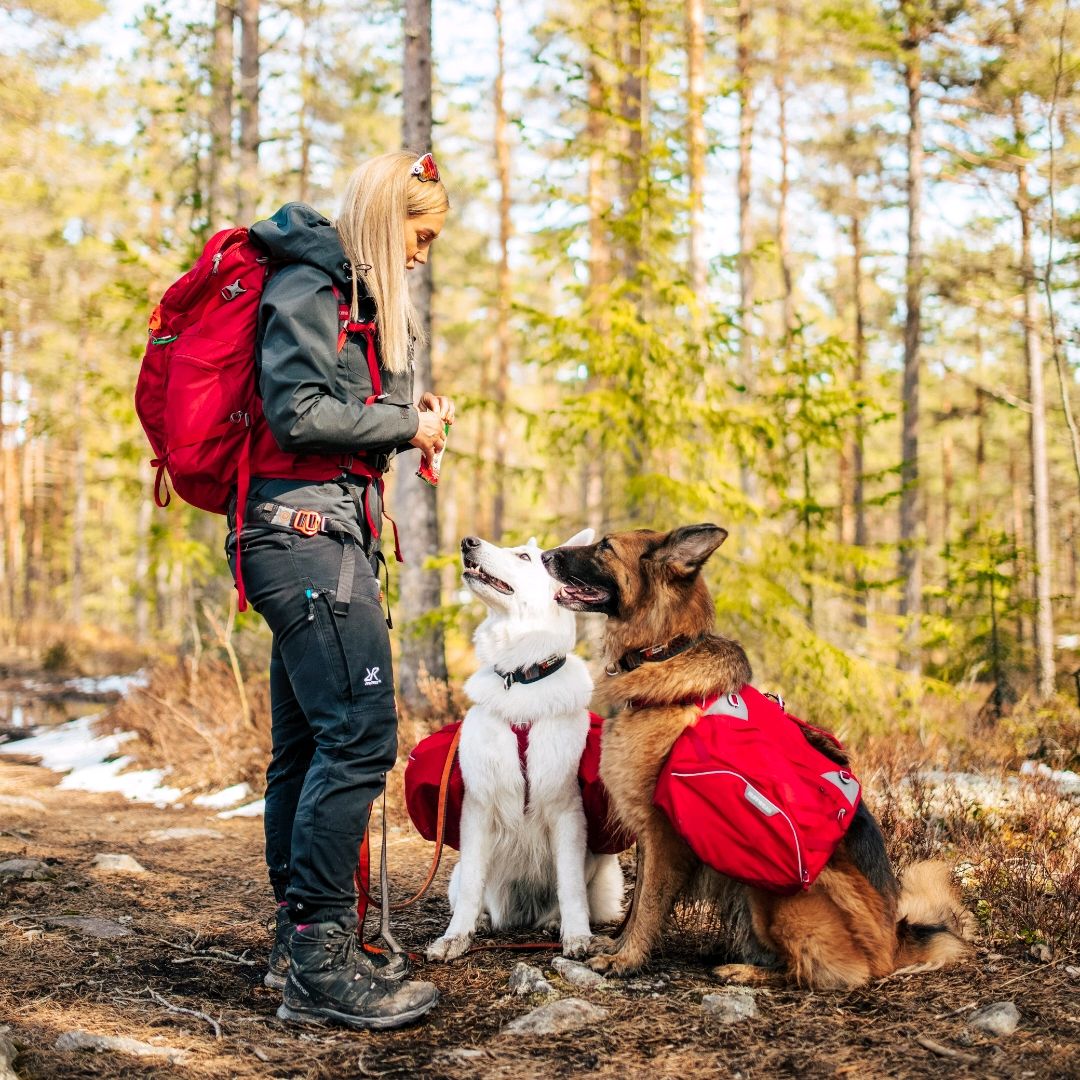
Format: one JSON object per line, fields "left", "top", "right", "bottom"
{"left": 240, "top": 203, "right": 421, "bottom": 535}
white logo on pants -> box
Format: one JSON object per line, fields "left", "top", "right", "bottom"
{"left": 364, "top": 667, "right": 381, "bottom": 686}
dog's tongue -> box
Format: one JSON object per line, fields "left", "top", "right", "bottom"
{"left": 556, "top": 584, "right": 606, "bottom": 605}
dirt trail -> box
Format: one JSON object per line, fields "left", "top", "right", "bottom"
{"left": 1, "top": 751, "right": 1077, "bottom": 1080}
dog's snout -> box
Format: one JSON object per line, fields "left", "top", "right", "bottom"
{"left": 540, "top": 550, "right": 556, "bottom": 567}
{"left": 461, "top": 536, "right": 481, "bottom": 552}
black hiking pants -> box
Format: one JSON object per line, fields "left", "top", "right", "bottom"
{"left": 227, "top": 523, "right": 396, "bottom": 929}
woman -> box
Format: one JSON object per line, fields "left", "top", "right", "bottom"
{"left": 227, "top": 151, "right": 452, "bottom": 1030}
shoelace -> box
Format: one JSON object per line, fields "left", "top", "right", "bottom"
{"left": 321, "top": 929, "right": 374, "bottom": 982}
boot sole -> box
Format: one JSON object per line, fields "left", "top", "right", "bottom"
{"left": 264, "top": 971, "right": 287, "bottom": 990}
{"left": 276, "top": 991, "right": 438, "bottom": 1031}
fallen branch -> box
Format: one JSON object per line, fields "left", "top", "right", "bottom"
{"left": 144, "top": 987, "right": 223, "bottom": 1039}
{"left": 915, "top": 1036, "right": 979, "bottom": 1065}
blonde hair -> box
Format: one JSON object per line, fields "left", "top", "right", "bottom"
{"left": 335, "top": 151, "right": 450, "bottom": 374}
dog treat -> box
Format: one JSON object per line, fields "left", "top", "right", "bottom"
{"left": 417, "top": 422, "right": 450, "bottom": 486}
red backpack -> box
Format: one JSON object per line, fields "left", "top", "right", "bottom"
{"left": 134, "top": 227, "right": 384, "bottom": 608}
{"left": 404, "top": 714, "right": 634, "bottom": 855}
{"left": 653, "top": 685, "right": 861, "bottom": 894}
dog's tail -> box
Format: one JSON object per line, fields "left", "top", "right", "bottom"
{"left": 893, "top": 860, "right": 976, "bottom": 974}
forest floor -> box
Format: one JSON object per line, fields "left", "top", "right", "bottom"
{"left": 1, "top": 670, "right": 1079, "bottom": 1079}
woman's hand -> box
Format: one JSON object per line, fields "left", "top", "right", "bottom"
{"left": 417, "top": 392, "right": 455, "bottom": 426}
{"left": 410, "top": 408, "right": 447, "bottom": 470}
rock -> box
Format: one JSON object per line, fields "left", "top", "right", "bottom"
{"left": 44, "top": 916, "right": 132, "bottom": 939}
{"left": 0, "top": 1027, "right": 19, "bottom": 1080}
{"left": 1065, "top": 965, "right": 1080, "bottom": 979}
{"left": 503, "top": 998, "right": 608, "bottom": 1036}
{"left": 967, "top": 1001, "right": 1020, "bottom": 1037}
{"left": 54, "top": 1030, "right": 188, "bottom": 1064}
{"left": 508, "top": 962, "right": 556, "bottom": 996}
{"left": 0, "top": 858, "right": 54, "bottom": 883}
{"left": 142, "top": 827, "right": 225, "bottom": 844}
{"left": 91, "top": 854, "right": 147, "bottom": 874}
{"left": 23, "top": 928, "right": 43, "bottom": 942}
{"left": 437, "top": 1048, "right": 490, "bottom": 1064}
{"left": 0, "top": 794, "right": 46, "bottom": 812}
{"left": 1029, "top": 943, "right": 1052, "bottom": 963}
{"left": 552, "top": 956, "right": 607, "bottom": 989}
{"left": 702, "top": 989, "right": 759, "bottom": 1024}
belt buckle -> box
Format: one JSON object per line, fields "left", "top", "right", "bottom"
{"left": 293, "top": 509, "right": 323, "bottom": 537}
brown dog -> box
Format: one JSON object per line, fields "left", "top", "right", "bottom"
{"left": 542, "top": 524, "right": 974, "bottom": 989}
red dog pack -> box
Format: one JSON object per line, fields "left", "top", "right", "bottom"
{"left": 653, "top": 685, "right": 861, "bottom": 894}
{"left": 404, "top": 714, "right": 633, "bottom": 856}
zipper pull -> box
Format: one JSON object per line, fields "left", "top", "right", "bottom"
{"left": 305, "top": 588, "right": 316, "bottom": 621}
{"left": 211, "top": 251, "right": 223, "bottom": 274}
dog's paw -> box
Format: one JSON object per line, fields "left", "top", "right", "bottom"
{"left": 587, "top": 934, "right": 619, "bottom": 956}
{"left": 710, "top": 963, "right": 774, "bottom": 986}
{"left": 425, "top": 934, "right": 473, "bottom": 962}
{"left": 587, "top": 951, "right": 641, "bottom": 977}
{"left": 561, "top": 934, "right": 592, "bottom": 960}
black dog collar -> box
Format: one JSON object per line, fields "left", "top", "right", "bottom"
{"left": 605, "top": 634, "right": 706, "bottom": 677}
{"left": 496, "top": 654, "right": 567, "bottom": 690}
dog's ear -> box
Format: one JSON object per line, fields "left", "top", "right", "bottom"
{"left": 649, "top": 524, "right": 728, "bottom": 577}
{"left": 560, "top": 527, "right": 595, "bottom": 548}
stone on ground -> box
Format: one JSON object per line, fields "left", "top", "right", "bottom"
{"left": 552, "top": 956, "right": 606, "bottom": 989}
{"left": 91, "top": 853, "right": 147, "bottom": 873}
{"left": 54, "top": 1031, "right": 189, "bottom": 1063}
{"left": 0, "top": 1026, "right": 19, "bottom": 1080}
{"left": 0, "top": 858, "right": 54, "bottom": 883}
{"left": 508, "top": 962, "right": 555, "bottom": 996}
{"left": 967, "top": 1001, "right": 1020, "bottom": 1037}
{"left": 503, "top": 998, "right": 607, "bottom": 1036}
{"left": 702, "top": 989, "right": 759, "bottom": 1024}
{"left": 44, "top": 916, "right": 132, "bottom": 939}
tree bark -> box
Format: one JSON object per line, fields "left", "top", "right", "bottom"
{"left": 398, "top": 0, "right": 447, "bottom": 707}
{"left": 207, "top": 2, "right": 234, "bottom": 233}
{"left": 775, "top": 0, "right": 794, "bottom": 338}
{"left": 736, "top": 0, "right": 755, "bottom": 500}
{"left": 851, "top": 208, "right": 868, "bottom": 628}
{"left": 1013, "top": 99, "right": 1055, "bottom": 700}
{"left": 686, "top": 0, "right": 705, "bottom": 307}
{"left": 491, "top": 0, "right": 512, "bottom": 541}
{"left": 237, "top": 0, "right": 259, "bottom": 223}
{"left": 898, "top": 48, "right": 923, "bottom": 675}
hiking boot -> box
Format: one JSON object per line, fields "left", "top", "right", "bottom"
{"left": 265, "top": 906, "right": 293, "bottom": 989}
{"left": 277, "top": 923, "right": 438, "bottom": 1030}
{"left": 266, "top": 908, "right": 410, "bottom": 989}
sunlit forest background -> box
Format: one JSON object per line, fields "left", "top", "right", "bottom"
{"left": 2, "top": 0, "right": 1079, "bottom": 736}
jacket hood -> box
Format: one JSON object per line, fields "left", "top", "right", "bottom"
{"left": 250, "top": 203, "right": 358, "bottom": 292}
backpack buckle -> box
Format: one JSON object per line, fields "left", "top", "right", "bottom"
{"left": 292, "top": 510, "right": 323, "bottom": 537}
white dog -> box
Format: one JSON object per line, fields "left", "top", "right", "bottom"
{"left": 425, "top": 530, "right": 624, "bottom": 962}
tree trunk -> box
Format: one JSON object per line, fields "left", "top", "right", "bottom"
{"left": 70, "top": 376, "right": 86, "bottom": 625}
{"left": 237, "top": 0, "right": 259, "bottom": 223}
{"left": 736, "top": 0, "right": 755, "bottom": 499}
{"left": 898, "top": 49, "right": 923, "bottom": 675}
{"left": 398, "top": 0, "right": 447, "bottom": 708}
{"left": 1013, "top": 100, "right": 1055, "bottom": 700}
{"left": 207, "top": 1, "right": 234, "bottom": 233}
{"left": 686, "top": 0, "right": 705, "bottom": 306}
{"left": 851, "top": 208, "right": 868, "bottom": 628}
{"left": 775, "top": 0, "right": 794, "bottom": 338}
{"left": 491, "top": 0, "right": 512, "bottom": 541}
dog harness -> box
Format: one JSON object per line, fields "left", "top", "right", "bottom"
{"left": 404, "top": 714, "right": 634, "bottom": 855}
{"left": 653, "top": 684, "right": 861, "bottom": 894}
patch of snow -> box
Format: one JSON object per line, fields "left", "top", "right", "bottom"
{"left": 217, "top": 798, "right": 265, "bottom": 819}
{"left": 0, "top": 715, "right": 183, "bottom": 804}
{"left": 1019, "top": 761, "right": 1080, "bottom": 797}
{"left": 62, "top": 670, "right": 149, "bottom": 696}
{"left": 192, "top": 782, "right": 252, "bottom": 810}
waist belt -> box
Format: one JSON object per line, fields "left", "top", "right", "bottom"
{"left": 246, "top": 500, "right": 374, "bottom": 621}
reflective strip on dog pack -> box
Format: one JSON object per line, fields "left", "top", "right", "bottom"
{"left": 653, "top": 685, "right": 860, "bottom": 894}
